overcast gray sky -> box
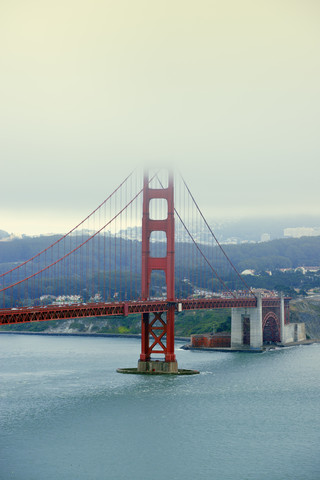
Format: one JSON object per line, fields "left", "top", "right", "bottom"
{"left": 1, "top": 0, "right": 319, "bottom": 235}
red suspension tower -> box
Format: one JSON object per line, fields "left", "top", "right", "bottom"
{"left": 138, "top": 170, "right": 178, "bottom": 373}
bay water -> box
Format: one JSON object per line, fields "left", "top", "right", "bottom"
{"left": 0, "top": 334, "right": 319, "bottom": 480}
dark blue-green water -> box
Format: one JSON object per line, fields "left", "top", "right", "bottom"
{"left": 0, "top": 334, "right": 319, "bottom": 480}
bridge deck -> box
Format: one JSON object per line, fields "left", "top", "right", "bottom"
{"left": 0, "top": 297, "right": 283, "bottom": 326}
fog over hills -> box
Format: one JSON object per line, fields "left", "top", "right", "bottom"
{"left": 2, "top": 214, "right": 320, "bottom": 244}
{"left": 207, "top": 214, "right": 320, "bottom": 243}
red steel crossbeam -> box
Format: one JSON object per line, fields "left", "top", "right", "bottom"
{"left": 148, "top": 312, "right": 167, "bottom": 354}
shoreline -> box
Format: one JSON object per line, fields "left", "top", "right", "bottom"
{"left": 0, "top": 331, "right": 190, "bottom": 342}
{"left": 1, "top": 332, "right": 318, "bottom": 347}
{"left": 181, "top": 338, "right": 320, "bottom": 353}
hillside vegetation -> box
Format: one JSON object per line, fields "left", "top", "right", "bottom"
{"left": 1, "top": 234, "right": 320, "bottom": 338}
{"left": 1, "top": 234, "right": 320, "bottom": 272}
{"left": 290, "top": 296, "right": 320, "bottom": 339}
{"left": 224, "top": 236, "right": 320, "bottom": 271}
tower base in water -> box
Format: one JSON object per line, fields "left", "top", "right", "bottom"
{"left": 117, "top": 360, "right": 199, "bottom": 375}
{"left": 138, "top": 359, "right": 178, "bottom": 373}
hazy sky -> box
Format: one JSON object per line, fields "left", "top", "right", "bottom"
{"left": 1, "top": 0, "right": 319, "bottom": 234}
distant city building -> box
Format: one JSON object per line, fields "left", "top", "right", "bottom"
{"left": 52, "top": 295, "right": 82, "bottom": 305}
{"left": 251, "top": 288, "right": 279, "bottom": 297}
{"left": 241, "top": 269, "right": 255, "bottom": 276}
{"left": 222, "top": 238, "right": 238, "bottom": 245}
{"left": 284, "top": 227, "right": 320, "bottom": 238}
{"left": 294, "top": 266, "right": 320, "bottom": 275}
{"left": 260, "top": 233, "right": 271, "bottom": 242}
{"left": 279, "top": 266, "right": 320, "bottom": 274}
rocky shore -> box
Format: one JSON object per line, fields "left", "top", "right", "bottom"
{"left": 290, "top": 295, "right": 320, "bottom": 339}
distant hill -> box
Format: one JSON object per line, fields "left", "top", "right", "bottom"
{"left": 1, "top": 233, "right": 320, "bottom": 300}
{"left": 208, "top": 214, "right": 320, "bottom": 242}
{"left": 224, "top": 236, "right": 320, "bottom": 271}
{"left": 1, "top": 232, "right": 320, "bottom": 271}
{"left": 0, "top": 234, "right": 61, "bottom": 265}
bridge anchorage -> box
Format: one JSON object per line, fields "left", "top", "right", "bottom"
{"left": 118, "top": 170, "right": 199, "bottom": 375}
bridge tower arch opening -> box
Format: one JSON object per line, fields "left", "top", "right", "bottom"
{"left": 242, "top": 316, "right": 250, "bottom": 345}
{"left": 263, "top": 312, "right": 280, "bottom": 344}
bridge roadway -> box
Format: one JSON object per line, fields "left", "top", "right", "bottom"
{"left": 0, "top": 296, "right": 284, "bottom": 326}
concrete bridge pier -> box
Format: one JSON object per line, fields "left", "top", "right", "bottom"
{"left": 231, "top": 294, "right": 263, "bottom": 349}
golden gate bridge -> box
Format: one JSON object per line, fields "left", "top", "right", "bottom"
{"left": 0, "top": 169, "right": 290, "bottom": 373}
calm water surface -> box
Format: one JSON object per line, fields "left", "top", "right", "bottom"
{"left": 0, "top": 334, "right": 319, "bottom": 480}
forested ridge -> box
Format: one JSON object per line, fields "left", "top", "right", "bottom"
{"left": 1, "top": 233, "right": 320, "bottom": 271}
{"left": 223, "top": 236, "right": 320, "bottom": 271}
{"left": 1, "top": 234, "right": 320, "bottom": 299}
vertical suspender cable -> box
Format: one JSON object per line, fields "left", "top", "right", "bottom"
{"left": 130, "top": 175, "right": 132, "bottom": 300}
{"left": 103, "top": 200, "right": 106, "bottom": 302}
{"left": 120, "top": 184, "right": 122, "bottom": 300}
